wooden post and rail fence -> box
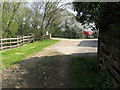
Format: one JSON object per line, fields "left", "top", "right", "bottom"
{"left": 0, "top": 34, "right": 51, "bottom": 51}
{"left": 0, "top": 35, "right": 34, "bottom": 51}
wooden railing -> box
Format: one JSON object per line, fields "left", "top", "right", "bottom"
{"left": 0, "top": 35, "right": 34, "bottom": 51}
{"left": 98, "top": 37, "right": 120, "bottom": 87}
{"left": 43, "top": 34, "right": 51, "bottom": 40}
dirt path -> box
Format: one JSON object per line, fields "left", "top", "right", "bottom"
{"left": 2, "top": 39, "right": 97, "bottom": 88}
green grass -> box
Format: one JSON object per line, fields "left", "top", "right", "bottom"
{"left": 1, "top": 40, "right": 59, "bottom": 69}
{"left": 70, "top": 56, "right": 113, "bottom": 88}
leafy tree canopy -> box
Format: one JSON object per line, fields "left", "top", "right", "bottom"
{"left": 73, "top": 2, "right": 120, "bottom": 32}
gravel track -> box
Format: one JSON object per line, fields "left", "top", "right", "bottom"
{"left": 2, "top": 38, "right": 97, "bottom": 88}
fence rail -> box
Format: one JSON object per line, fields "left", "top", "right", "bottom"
{"left": 0, "top": 35, "right": 34, "bottom": 51}
{"left": 0, "top": 34, "right": 51, "bottom": 51}
{"left": 43, "top": 35, "right": 51, "bottom": 40}
{"left": 98, "top": 37, "right": 120, "bottom": 87}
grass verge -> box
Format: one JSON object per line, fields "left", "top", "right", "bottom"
{"left": 70, "top": 56, "right": 113, "bottom": 88}
{"left": 1, "top": 39, "right": 59, "bottom": 69}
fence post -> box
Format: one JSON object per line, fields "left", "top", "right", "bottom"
{"left": 50, "top": 34, "right": 51, "bottom": 39}
{"left": 32, "top": 34, "right": 34, "bottom": 42}
{"left": 0, "top": 37, "right": 3, "bottom": 51}
{"left": 23, "top": 36, "right": 24, "bottom": 45}
{"left": 9, "top": 38, "right": 11, "bottom": 48}
{"left": 17, "top": 36, "right": 19, "bottom": 46}
{"left": 44, "top": 35, "right": 45, "bottom": 40}
{"left": 19, "top": 36, "right": 21, "bottom": 45}
{"left": 47, "top": 35, "right": 48, "bottom": 39}
{"left": 28, "top": 35, "right": 29, "bottom": 43}
{"left": 21, "top": 36, "right": 22, "bottom": 45}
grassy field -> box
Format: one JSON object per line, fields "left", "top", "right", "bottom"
{"left": 1, "top": 40, "right": 59, "bottom": 69}
{"left": 70, "top": 56, "right": 113, "bottom": 88}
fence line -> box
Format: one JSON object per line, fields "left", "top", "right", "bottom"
{"left": 0, "top": 35, "right": 34, "bottom": 51}
{"left": 43, "top": 35, "right": 51, "bottom": 40}
{"left": 98, "top": 37, "right": 120, "bottom": 87}
{"left": 0, "top": 34, "right": 51, "bottom": 51}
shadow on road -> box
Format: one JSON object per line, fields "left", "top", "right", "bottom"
{"left": 77, "top": 40, "right": 98, "bottom": 47}
{"left": 2, "top": 52, "right": 97, "bottom": 88}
